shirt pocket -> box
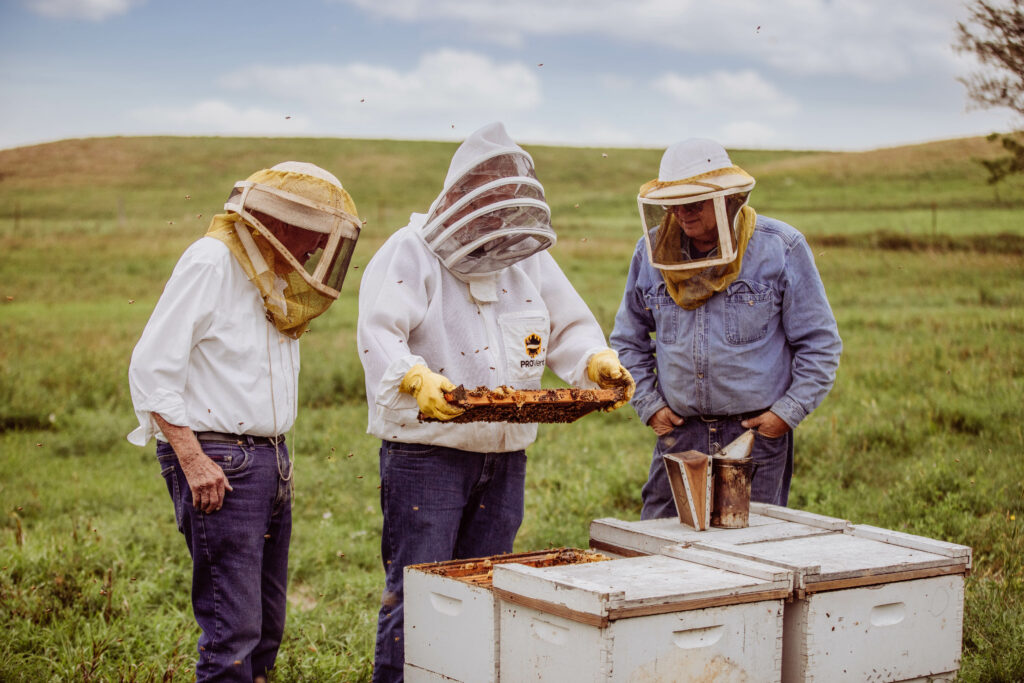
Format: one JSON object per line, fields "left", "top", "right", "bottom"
{"left": 725, "top": 279, "right": 773, "bottom": 345}
{"left": 646, "top": 294, "right": 680, "bottom": 343}
{"left": 498, "top": 310, "right": 550, "bottom": 385}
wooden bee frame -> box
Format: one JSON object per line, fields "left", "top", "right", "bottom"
{"left": 419, "top": 385, "right": 625, "bottom": 424}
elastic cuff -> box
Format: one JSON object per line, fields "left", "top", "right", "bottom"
{"left": 376, "top": 354, "right": 428, "bottom": 409}
{"left": 575, "top": 345, "right": 612, "bottom": 388}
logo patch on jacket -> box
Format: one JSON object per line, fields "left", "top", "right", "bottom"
{"left": 524, "top": 333, "right": 542, "bottom": 358}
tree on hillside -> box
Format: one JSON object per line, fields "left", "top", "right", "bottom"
{"left": 954, "top": 0, "right": 1024, "bottom": 187}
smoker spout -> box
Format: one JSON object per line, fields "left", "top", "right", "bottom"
{"left": 716, "top": 429, "right": 755, "bottom": 460}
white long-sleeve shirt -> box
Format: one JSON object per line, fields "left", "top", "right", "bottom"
{"left": 127, "top": 237, "right": 300, "bottom": 446}
{"left": 356, "top": 217, "right": 611, "bottom": 452}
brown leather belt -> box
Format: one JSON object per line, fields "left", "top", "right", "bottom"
{"left": 194, "top": 431, "right": 285, "bottom": 446}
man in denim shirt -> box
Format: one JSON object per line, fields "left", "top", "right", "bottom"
{"left": 610, "top": 138, "right": 841, "bottom": 518}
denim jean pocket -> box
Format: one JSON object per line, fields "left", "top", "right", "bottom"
{"left": 156, "top": 450, "right": 185, "bottom": 532}
{"left": 202, "top": 443, "right": 253, "bottom": 475}
{"left": 157, "top": 450, "right": 176, "bottom": 478}
{"left": 385, "top": 441, "right": 438, "bottom": 457}
{"left": 654, "top": 423, "right": 687, "bottom": 455}
{"left": 754, "top": 429, "right": 786, "bottom": 442}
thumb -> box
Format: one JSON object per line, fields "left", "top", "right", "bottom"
{"left": 670, "top": 412, "right": 685, "bottom": 425}
{"left": 740, "top": 416, "right": 759, "bottom": 429}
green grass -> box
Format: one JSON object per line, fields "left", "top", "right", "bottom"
{"left": 1, "top": 135, "right": 1023, "bottom": 681}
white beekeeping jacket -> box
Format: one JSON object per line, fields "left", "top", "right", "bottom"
{"left": 357, "top": 216, "right": 610, "bottom": 452}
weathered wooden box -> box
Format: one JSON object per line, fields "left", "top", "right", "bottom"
{"left": 403, "top": 548, "right": 607, "bottom": 683}
{"left": 691, "top": 524, "right": 972, "bottom": 682}
{"left": 492, "top": 548, "right": 793, "bottom": 682}
{"left": 589, "top": 502, "right": 848, "bottom": 558}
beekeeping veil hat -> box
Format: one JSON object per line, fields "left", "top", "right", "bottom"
{"left": 420, "top": 122, "right": 555, "bottom": 294}
{"left": 638, "top": 139, "right": 758, "bottom": 309}
{"left": 206, "top": 161, "right": 361, "bottom": 338}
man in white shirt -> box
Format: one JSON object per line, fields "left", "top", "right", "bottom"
{"left": 128, "top": 162, "right": 361, "bottom": 683}
{"left": 357, "top": 122, "right": 634, "bottom": 682}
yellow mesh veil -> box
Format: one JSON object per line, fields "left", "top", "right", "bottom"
{"left": 206, "top": 167, "right": 359, "bottom": 339}
{"left": 659, "top": 205, "right": 757, "bottom": 310}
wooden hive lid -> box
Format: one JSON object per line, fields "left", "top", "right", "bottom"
{"left": 589, "top": 514, "right": 838, "bottom": 558}
{"left": 492, "top": 553, "right": 792, "bottom": 627}
{"left": 693, "top": 528, "right": 971, "bottom": 593}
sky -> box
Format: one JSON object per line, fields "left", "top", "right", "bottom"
{"left": 0, "top": 0, "right": 1018, "bottom": 152}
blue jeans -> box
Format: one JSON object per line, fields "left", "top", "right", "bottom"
{"left": 641, "top": 417, "right": 793, "bottom": 520}
{"left": 157, "top": 437, "right": 293, "bottom": 682}
{"left": 373, "top": 440, "right": 527, "bottom": 683}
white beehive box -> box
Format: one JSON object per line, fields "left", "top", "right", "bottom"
{"left": 590, "top": 502, "right": 848, "bottom": 558}
{"left": 691, "top": 524, "right": 972, "bottom": 683}
{"left": 404, "top": 548, "right": 607, "bottom": 683}
{"left": 492, "top": 548, "right": 793, "bottom": 682}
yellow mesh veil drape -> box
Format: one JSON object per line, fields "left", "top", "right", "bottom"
{"left": 206, "top": 166, "right": 359, "bottom": 339}
{"left": 206, "top": 214, "right": 331, "bottom": 339}
{"left": 659, "top": 205, "right": 757, "bottom": 310}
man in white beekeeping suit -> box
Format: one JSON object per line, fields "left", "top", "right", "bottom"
{"left": 357, "top": 122, "right": 634, "bottom": 682}
{"left": 128, "top": 162, "right": 361, "bottom": 682}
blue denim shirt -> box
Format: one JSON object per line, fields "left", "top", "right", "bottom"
{"left": 610, "top": 215, "right": 841, "bottom": 428}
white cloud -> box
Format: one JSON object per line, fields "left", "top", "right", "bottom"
{"left": 599, "top": 73, "right": 634, "bottom": 92}
{"left": 223, "top": 49, "right": 541, "bottom": 116}
{"left": 25, "top": 0, "right": 144, "bottom": 21}
{"left": 122, "top": 50, "right": 543, "bottom": 143}
{"left": 516, "top": 120, "right": 649, "bottom": 148}
{"left": 129, "top": 100, "right": 311, "bottom": 136}
{"left": 718, "top": 121, "right": 781, "bottom": 148}
{"left": 653, "top": 70, "right": 798, "bottom": 116}
{"left": 337, "top": 0, "right": 966, "bottom": 81}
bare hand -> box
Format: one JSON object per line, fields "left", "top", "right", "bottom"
{"left": 180, "top": 452, "right": 233, "bottom": 514}
{"left": 741, "top": 410, "right": 791, "bottom": 438}
{"left": 648, "top": 407, "right": 685, "bottom": 436}
{"left": 153, "top": 413, "right": 233, "bottom": 514}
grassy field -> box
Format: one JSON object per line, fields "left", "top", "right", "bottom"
{"left": 1, "top": 135, "right": 1022, "bottom": 681}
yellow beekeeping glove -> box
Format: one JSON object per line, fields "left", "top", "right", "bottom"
{"left": 586, "top": 349, "right": 635, "bottom": 410}
{"left": 400, "top": 364, "right": 465, "bottom": 421}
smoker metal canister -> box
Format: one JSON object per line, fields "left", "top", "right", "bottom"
{"left": 711, "top": 456, "right": 757, "bottom": 528}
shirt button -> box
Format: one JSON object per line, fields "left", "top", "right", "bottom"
{"left": 697, "top": 373, "right": 704, "bottom": 379}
